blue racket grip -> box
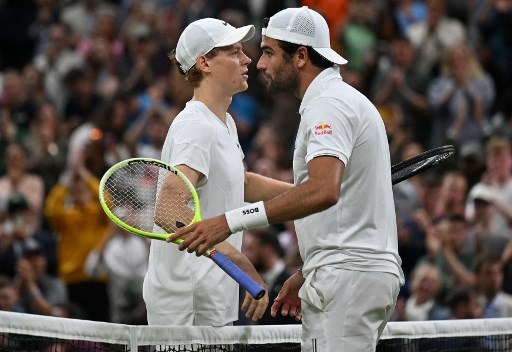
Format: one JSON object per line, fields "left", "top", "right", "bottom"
{"left": 209, "top": 250, "right": 266, "bottom": 300}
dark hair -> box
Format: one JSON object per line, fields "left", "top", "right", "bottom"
{"left": 252, "top": 228, "right": 285, "bottom": 258}
{"left": 262, "top": 17, "right": 334, "bottom": 69}
{"left": 474, "top": 253, "right": 501, "bottom": 274}
{"left": 446, "top": 213, "right": 467, "bottom": 225}
{"left": 445, "top": 287, "right": 473, "bottom": 309}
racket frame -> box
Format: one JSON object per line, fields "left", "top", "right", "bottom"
{"left": 391, "top": 145, "right": 455, "bottom": 185}
{"left": 99, "top": 158, "right": 202, "bottom": 243}
{"left": 99, "top": 157, "right": 266, "bottom": 300}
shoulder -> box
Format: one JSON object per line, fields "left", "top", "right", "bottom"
{"left": 171, "top": 107, "right": 217, "bottom": 137}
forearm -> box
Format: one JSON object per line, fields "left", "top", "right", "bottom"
{"left": 231, "top": 157, "right": 342, "bottom": 231}
{"left": 401, "top": 86, "right": 429, "bottom": 112}
{"left": 26, "top": 283, "right": 54, "bottom": 316}
{"left": 215, "top": 242, "right": 266, "bottom": 288}
{"left": 443, "top": 247, "right": 476, "bottom": 287}
{"left": 244, "top": 171, "right": 293, "bottom": 203}
{"left": 264, "top": 178, "right": 337, "bottom": 224}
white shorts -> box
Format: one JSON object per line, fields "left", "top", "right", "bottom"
{"left": 299, "top": 266, "right": 400, "bottom": 352}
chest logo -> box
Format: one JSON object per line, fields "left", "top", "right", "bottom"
{"left": 314, "top": 123, "right": 333, "bottom": 135}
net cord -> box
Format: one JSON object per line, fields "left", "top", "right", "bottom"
{"left": 2, "top": 311, "right": 512, "bottom": 346}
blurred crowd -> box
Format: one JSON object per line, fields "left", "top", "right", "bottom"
{"left": 0, "top": 0, "right": 512, "bottom": 326}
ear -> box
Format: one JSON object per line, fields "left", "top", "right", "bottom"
{"left": 295, "top": 46, "right": 308, "bottom": 69}
{"left": 196, "top": 54, "right": 212, "bottom": 73}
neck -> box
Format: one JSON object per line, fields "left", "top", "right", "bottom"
{"left": 298, "top": 65, "right": 327, "bottom": 99}
{"left": 193, "top": 83, "right": 232, "bottom": 123}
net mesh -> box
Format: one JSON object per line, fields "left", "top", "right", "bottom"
{"left": 2, "top": 312, "right": 512, "bottom": 352}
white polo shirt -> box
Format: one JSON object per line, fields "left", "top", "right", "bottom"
{"left": 293, "top": 67, "right": 404, "bottom": 284}
{"left": 143, "top": 100, "right": 245, "bottom": 326}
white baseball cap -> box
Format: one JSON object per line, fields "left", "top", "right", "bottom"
{"left": 176, "top": 18, "right": 255, "bottom": 73}
{"left": 262, "top": 6, "right": 347, "bottom": 65}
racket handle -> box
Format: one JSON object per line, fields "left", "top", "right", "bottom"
{"left": 209, "top": 250, "right": 266, "bottom": 300}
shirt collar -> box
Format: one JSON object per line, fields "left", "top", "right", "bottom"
{"left": 299, "top": 66, "right": 342, "bottom": 115}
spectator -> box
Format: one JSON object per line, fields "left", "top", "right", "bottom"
{"left": 406, "top": 0, "right": 467, "bottom": 82}
{"left": 445, "top": 286, "right": 483, "bottom": 319}
{"left": 63, "top": 68, "right": 103, "bottom": 135}
{"left": 466, "top": 183, "right": 509, "bottom": 258}
{"left": 60, "top": 0, "right": 119, "bottom": 39}
{"left": 339, "top": 0, "right": 378, "bottom": 75}
{"left": 476, "top": 0, "right": 512, "bottom": 103}
{"left": 0, "top": 142, "right": 45, "bottom": 230}
{"left": 242, "top": 228, "right": 300, "bottom": 325}
{"left": 21, "top": 64, "right": 47, "bottom": 108}
{"left": 76, "top": 8, "right": 124, "bottom": 64}
{"left": 371, "top": 36, "right": 431, "bottom": 147}
{"left": 0, "top": 275, "right": 23, "bottom": 312}
{"left": 428, "top": 41, "right": 495, "bottom": 148}
{"left": 419, "top": 214, "right": 476, "bottom": 302}
{"left": 85, "top": 225, "right": 149, "bottom": 324}
{"left": 92, "top": 95, "right": 132, "bottom": 167}
{"left": 0, "top": 192, "right": 52, "bottom": 279}
{"left": 33, "top": 23, "right": 84, "bottom": 113}
{"left": 432, "top": 170, "right": 468, "bottom": 219}
{"left": 501, "top": 238, "right": 512, "bottom": 295}
{"left": 25, "top": 101, "right": 68, "bottom": 199}
{"left": 117, "top": 22, "right": 158, "bottom": 94}
{"left": 0, "top": 70, "right": 38, "bottom": 138}
{"left": 457, "top": 141, "right": 486, "bottom": 190}
{"left": 395, "top": 171, "right": 442, "bottom": 284}
{"left": 393, "top": 0, "right": 428, "bottom": 36}
{"left": 475, "top": 254, "right": 512, "bottom": 318}
{"left": 393, "top": 142, "right": 425, "bottom": 225}
{"left": 44, "top": 153, "right": 110, "bottom": 322}
{"left": 392, "top": 263, "right": 449, "bottom": 321}
{"left": 0, "top": 109, "right": 24, "bottom": 176}
{"left": 27, "top": 0, "right": 61, "bottom": 57}
{"left": 466, "top": 137, "right": 512, "bottom": 239}
{"left": 14, "top": 238, "right": 68, "bottom": 316}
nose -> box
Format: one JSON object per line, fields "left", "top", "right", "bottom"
{"left": 256, "top": 56, "right": 265, "bottom": 70}
{"left": 242, "top": 51, "right": 251, "bottom": 65}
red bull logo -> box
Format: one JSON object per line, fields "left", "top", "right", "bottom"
{"left": 314, "top": 123, "right": 333, "bottom": 135}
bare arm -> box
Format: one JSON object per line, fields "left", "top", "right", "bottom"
{"left": 244, "top": 171, "right": 293, "bottom": 202}
{"left": 171, "top": 165, "right": 269, "bottom": 320}
{"left": 265, "top": 156, "right": 344, "bottom": 223}
{"left": 215, "top": 241, "right": 269, "bottom": 321}
{"left": 442, "top": 245, "right": 476, "bottom": 287}
{"left": 169, "top": 156, "right": 345, "bottom": 254}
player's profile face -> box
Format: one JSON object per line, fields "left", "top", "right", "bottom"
{"left": 257, "top": 37, "right": 299, "bottom": 94}
{"left": 208, "top": 43, "right": 251, "bottom": 95}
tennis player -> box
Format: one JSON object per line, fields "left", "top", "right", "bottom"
{"left": 143, "top": 18, "right": 292, "bottom": 327}
{"left": 169, "top": 7, "right": 405, "bottom": 351}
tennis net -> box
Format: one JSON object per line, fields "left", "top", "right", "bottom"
{"left": 1, "top": 311, "right": 512, "bottom": 351}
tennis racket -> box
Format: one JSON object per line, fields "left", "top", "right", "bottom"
{"left": 98, "top": 158, "right": 266, "bottom": 300}
{"left": 391, "top": 145, "right": 455, "bottom": 185}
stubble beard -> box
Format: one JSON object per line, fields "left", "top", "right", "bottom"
{"left": 267, "top": 65, "right": 299, "bottom": 95}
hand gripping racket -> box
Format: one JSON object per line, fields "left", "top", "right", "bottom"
{"left": 391, "top": 145, "right": 455, "bottom": 185}
{"left": 98, "top": 158, "right": 265, "bottom": 300}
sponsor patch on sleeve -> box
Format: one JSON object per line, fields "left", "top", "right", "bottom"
{"left": 313, "top": 123, "right": 333, "bottom": 135}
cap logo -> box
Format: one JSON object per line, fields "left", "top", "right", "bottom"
{"left": 314, "top": 123, "right": 332, "bottom": 135}
{"left": 222, "top": 21, "right": 228, "bottom": 26}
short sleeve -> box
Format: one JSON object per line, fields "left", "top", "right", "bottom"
{"left": 304, "top": 98, "right": 359, "bottom": 165}
{"left": 166, "top": 117, "right": 216, "bottom": 180}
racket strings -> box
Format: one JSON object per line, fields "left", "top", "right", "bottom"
{"left": 155, "top": 170, "right": 196, "bottom": 233}
{"left": 103, "top": 164, "right": 195, "bottom": 233}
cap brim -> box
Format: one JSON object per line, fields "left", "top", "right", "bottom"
{"left": 216, "top": 25, "right": 255, "bottom": 48}
{"left": 314, "top": 47, "right": 348, "bottom": 65}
